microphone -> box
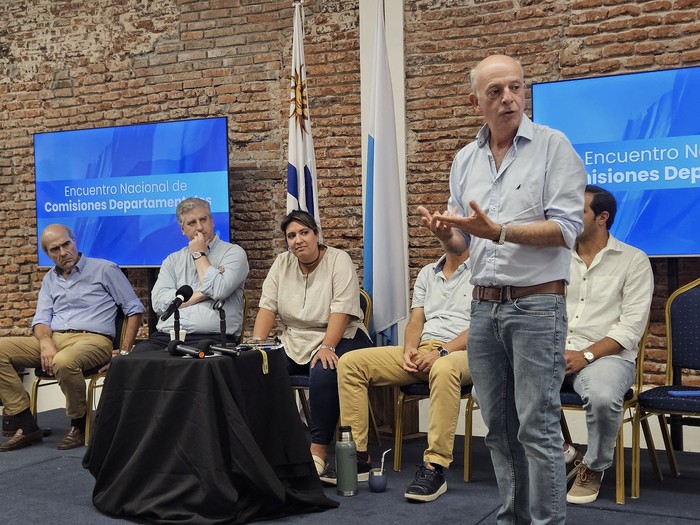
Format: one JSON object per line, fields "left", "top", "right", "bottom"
{"left": 167, "top": 340, "right": 206, "bottom": 359}
{"left": 210, "top": 343, "right": 242, "bottom": 358}
{"left": 160, "top": 285, "right": 194, "bottom": 321}
{"left": 196, "top": 338, "right": 241, "bottom": 358}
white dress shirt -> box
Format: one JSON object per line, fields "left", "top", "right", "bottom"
{"left": 566, "top": 234, "right": 653, "bottom": 362}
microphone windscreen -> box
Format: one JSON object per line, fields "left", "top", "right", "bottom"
{"left": 167, "top": 340, "right": 183, "bottom": 356}
{"left": 195, "top": 339, "right": 218, "bottom": 354}
{"left": 176, "top": 285, "right": 194, "bottom": 302}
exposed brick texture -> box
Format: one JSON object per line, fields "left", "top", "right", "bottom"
{"left": 0, "top": 0, "right": 698, "bottom": 386}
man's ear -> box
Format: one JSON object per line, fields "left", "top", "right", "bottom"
{"left": 597, "top": 211, "right": 609, "bottom": 226}
{"left": 469, "top": 93, "right": 480, "bottom": 110}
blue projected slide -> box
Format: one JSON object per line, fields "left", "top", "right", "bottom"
{"left": 34, "top": 117, "right": 231, "bottom": 267}
{"left": 533, "top": 66, "right": 700, "bottom": 257}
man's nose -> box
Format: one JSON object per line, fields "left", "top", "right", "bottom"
{"left": 501, "top": 88, "right": 514, "bottom": 103}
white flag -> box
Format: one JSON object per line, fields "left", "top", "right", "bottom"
{"left": 363, "top": 0, "right": 407, "bottom": 341}
{"left": 287, "top": 2, "right": 320, "bottom": 229}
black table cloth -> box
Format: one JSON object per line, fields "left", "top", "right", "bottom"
{"left": 83, "top": 347, "right": 338, "bottom": 524}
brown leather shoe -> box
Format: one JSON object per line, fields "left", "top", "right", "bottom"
{"left": 57, "top": 426, "right": 85, "bottom": 450}
{"left": 0, "top": 428, "right": 43, "bottom": 452}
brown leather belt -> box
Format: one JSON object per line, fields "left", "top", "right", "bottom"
{"left": 55, "top": 329, "right": 114, "bottom": 343}
{"left": 472, "top": 280, "right": 565, "bottom": 302}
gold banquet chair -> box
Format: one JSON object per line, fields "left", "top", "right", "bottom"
{"left": 559, "top": 322, "right": 650, "bottom": 504}
{"left": 290, "top": 289, "right": 381, "bottom": 444}
{"left": 29, "top": 308, "right": 127, "bottom": 446}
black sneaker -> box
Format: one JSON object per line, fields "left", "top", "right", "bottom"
{"left": 319, "top": 459, "right": 372, "bottom": 485}
{"left": 404, "top": 464, "right": 447, "bottom": 502}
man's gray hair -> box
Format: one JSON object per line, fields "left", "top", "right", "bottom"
{"left": 176, "top": 197, "right": 212, "bottom": 226}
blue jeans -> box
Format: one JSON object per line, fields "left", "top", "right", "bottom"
{"left": 563, "top": 356, "right": 635, "bottom": 471}
{"left": 468, "top": 295, "right": 567, "bottom": 525}
{"left": 287, "top": 329, "right": 373, "bottom": 446}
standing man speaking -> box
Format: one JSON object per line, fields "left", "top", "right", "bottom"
{"left": 420, "top": 55, "right": 586, "bottom": 524}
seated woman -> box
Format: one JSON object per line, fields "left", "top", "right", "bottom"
{"left": 252, "top": 210, "right": 372, "bottom": 476}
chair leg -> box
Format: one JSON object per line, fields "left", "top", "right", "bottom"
{"left": 614, "top": 422, "right": 625, "bottom": 504}
{"left": 29, "top": 377, "right": 41, "bottom": 418}
{"left": 631, "top": 408, "right": 641, "bottom": 499}
{"left": 657, "top": 414, "right": 680, "bottom": 477}
{"left": 368, "top": 401, "right": 382, "bottom": 446}
{"left": 641, "top": 417, "right": 663, "bottom": 481}
{"left": 297, "top": 388, "right": 311, "bottom": 428}
{"left": 393, "top": 389, "right": 405, "bottom": 472}
{"left": 463, "top": 397, "right": 474, "bottom": 482}
{"left": 85, "top": 374, "right": 105, "bottom": 445}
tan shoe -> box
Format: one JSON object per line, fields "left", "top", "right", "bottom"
{"left": 567, "top": 462, "right": 604, "bottom": 504}
{"left": 0, "top": 428, "right": 43, "bottom": 452}
{"left": 565, "top": 449, "right": 585, "bottom": 481}
{"left": 57, "top": 426, "right": 85, "bottom": 450}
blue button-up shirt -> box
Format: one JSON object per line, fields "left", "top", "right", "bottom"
{"left": 32, "top": 255, "right": 144, "bottom": 337}
{"left": 152, "top": 235, "right": 249, "bottom": 336}
{"left": 447, "top": 115, "right": 586, "bottom": 287}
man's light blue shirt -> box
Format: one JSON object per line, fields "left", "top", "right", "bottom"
{"left": 447, "top": 115, "right": 586, "bottom": 287}
{"left": 32, "top": 255, "right": 144, "bottom": 337}
{"left": 412, "top": 256, "right": 473, "bottom": 342}
{"left": 152, "top": 235, "right": 249, "bottom": 336}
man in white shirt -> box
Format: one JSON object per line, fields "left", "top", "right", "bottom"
{"left": 564, "top": 185, "right": 653, "bottom": 504}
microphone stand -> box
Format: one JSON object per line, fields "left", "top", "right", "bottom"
{"left": 174, "top": 309, "right": 181, "bottom": 340}
{"left": 213, "top": 301, "right": 227, "bottom": 346}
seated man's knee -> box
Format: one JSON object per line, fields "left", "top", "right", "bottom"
{"left": 429, "top": 358, "right": 459, "bottom": 384}
{"left": 586, "top": 388, "right": 622, "bottom": 414}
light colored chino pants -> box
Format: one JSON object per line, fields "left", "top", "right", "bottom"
{"left": 338, "top": 339, "right": 471, "bottom": 468}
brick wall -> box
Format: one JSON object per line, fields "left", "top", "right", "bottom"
{"left": 0, "top": 0, "right": 698, "bottom": 384}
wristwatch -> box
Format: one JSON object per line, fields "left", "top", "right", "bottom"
{"left": 192, "top": 251, "right": 205, "bottom": 260}
{"left": 437, "top": 346, "right": 449, "bottom": 358}
{"left": 583, "top": 350, "right": 595, "bottom": 364}
{"left": 494, "top": 224, "right": 507, "bottom": 245}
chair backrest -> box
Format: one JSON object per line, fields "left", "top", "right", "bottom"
{"left": 359, "top": 288, "right": 372, "bottom": 330}
{"left": 238, "top": 290, "right": 249, "bottom": 344}
{"left": 632, "top": 320, "right": 651, "bottom": 398}
{"left": 665, "top": 277, "right": 700, "bottom": 381}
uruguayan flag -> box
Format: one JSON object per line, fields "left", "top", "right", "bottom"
{"left": 287, "top": 2, "right": 320, "bottom": 229}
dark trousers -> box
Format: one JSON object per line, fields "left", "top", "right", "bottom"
{"left": 286, "top": 329, "right": 373, "bottom": 446}
{"left": 132, "top": 331, "right": 239, "bottom": 353}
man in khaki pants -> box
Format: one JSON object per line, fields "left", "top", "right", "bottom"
{"left": 335, "top": 246, "right": 473, "bottom": 502}
{"left": 0, "top": 224, "right": 143, "bottom": 451}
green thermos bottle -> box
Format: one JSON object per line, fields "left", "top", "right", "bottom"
{"left": 335, "top": 426, "right": 358, "bottom": 496}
